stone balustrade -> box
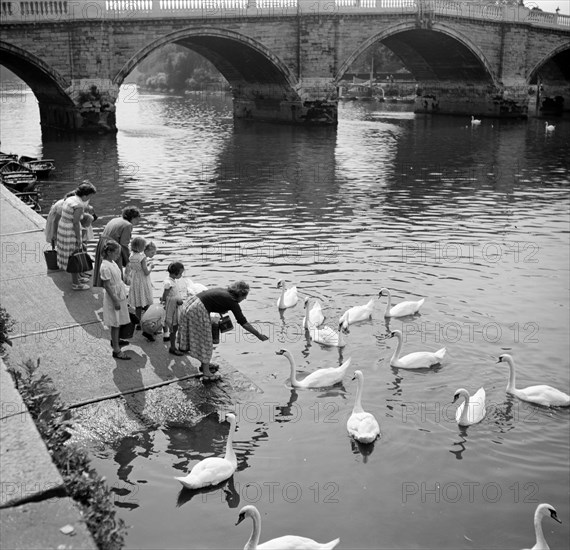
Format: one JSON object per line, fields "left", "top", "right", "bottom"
{"left": 0, "top": 0, "right": 568, "bottom": 29}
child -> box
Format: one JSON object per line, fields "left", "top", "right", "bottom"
{"left": 99, "top": 239, "right": 131, "bottom": 360}
{"left": 127, "top": 236, "right": 154, "bottom": 339}
{"left": 162, "top": 261, "right": 185, "bottom": 356}
{"left": 78, "top": 212, "right": 95, "bottom": 284}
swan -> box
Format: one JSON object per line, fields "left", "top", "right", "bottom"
{"left": 379, "top": 288, "right": 425, "bottom": 318}
{"left": 498, "top": 354, "right": 570, "bottom": 407}
{"left": 174, "top": 413, "right": 237, "bottom": 489}
{"left": 453, "top": 387, "right": 486, "bottom": 426}
{"left": 309, "top": 323, "right": 346, "bottom": 347}
{"left": 236, "top": 505, "right": 340, "bottom": 550}
{"left": 339, "top": 297, "right": 375, "bottom": 330}
{"left": 389, "top": 330, "right": 446, "bottom": 369}
{"left": 302, "top": 297, "right": 325, "bottom": 329}
{"left": 522, "top": 503, "right": 562, "bottom": 550}
{"left": 276, "top": 348, "right": 351, "bottom": 389}
{"left": 471, "top": 115, "right": 481, "bottom": 125}
{"left": 544, "top": 121, "right": 555, "bottom": 133}
{"left": 347, "top": 370, "right": 380, "bottom": 444}
{"left": 276, "top": 280, "right": 298, "bottom": 309}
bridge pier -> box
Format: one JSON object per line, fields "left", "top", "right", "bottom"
{"left": 232, "top": 79, "right": 338, "bottom": 125}
{"left": 39, "top": 79, "right": 118, "bottom": 134}
{"left": 414, "top": 82, "right": 529, "bottom": 119}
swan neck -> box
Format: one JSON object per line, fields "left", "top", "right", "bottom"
{"left": 245, "top": 509, "right": 261, "bottom": 550}
{"left": 383, "top": 291, "right": 392, "bottom": 316}
{"left": 391, "top": 333, "right": 402, "bottom": 363}
{"left": 459, "top": 393, "right": 470, "bottom": 424}
{"left": 224, "top": 419, "right": 237, "bottom": 463}
{"left": 353, "top": 376, "right": 365, "bottom": 413}
{"left": 534, "top": 510, "right": 547, "bottom": 549}
{"left": 505, "top": 359, "right": 516, "bottom": 392}
{"left": 287, "top": 354, "right": 300, "bottom": 388}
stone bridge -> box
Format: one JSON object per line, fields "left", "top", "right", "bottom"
{"left": 1, "top": 0, "right": 569, "bottom": 131}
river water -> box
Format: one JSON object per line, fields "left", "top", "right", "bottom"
{"left": 1, "top": 87, "right": 569, "bottom": 550}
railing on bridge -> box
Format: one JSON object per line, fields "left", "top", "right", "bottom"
{"left": 0, "top": 0, "right": 568, "bottom": 29}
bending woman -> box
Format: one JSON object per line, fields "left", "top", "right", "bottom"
{"left": 56, "top": 182, "right": 97, "bottom": 290}
{"left": 178, "top": 280, "right": 268, "bottom": 381}
{"left": 93, "top": 206, "right": 141, "bottom": 287}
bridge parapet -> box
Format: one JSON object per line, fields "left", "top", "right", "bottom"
{"left": 0, "top": 0, "right": 568, "bottom": 29}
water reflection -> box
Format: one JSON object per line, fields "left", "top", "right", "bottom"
{"left": 449, "top": 429, "right": 468, "bottom": 460}
{"left": 176, "top": 475, "right": 240, "bottom": 509}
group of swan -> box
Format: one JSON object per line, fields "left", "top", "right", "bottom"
{"left": 237, "top": 505, "right": 340, "bottom": 550}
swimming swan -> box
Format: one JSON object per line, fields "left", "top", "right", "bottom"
{"left": 276, "top": 280, "right": 298, "bottom": 309}
{"left": 389, "top": 330, "right": 446, "bottom": 369}
{"left": 339, "top": 298, "right": 375, "bottom": 330}
{"left": 276, "top": 348, "right": 351, "bottom": 389}
{"left": 544, "top": 122, "right": 555, "bottom": 133}
{"left": 498, "top": 354, "right": 570, "bottom": 407}
{"left": 347, "top": 370, "right": 380, "bottom": 444}
{"left": 453, "top": 387, "right": 486, "bottom": 426}
{"left": 471, "top": 115, "right": 481, "bottom": 125}
{"left": 174, "top": 413, "right": 237, "bottom": 489}
{"left": 522, "top": 503, "right": 561, "bottom": 550}
{"left": 379, "top": 288, "right": 424, "bottom": 318}
{"left": 310, "top": 323, "right": 346, "bottom": 348}
{"left": 236, "top": 505, "right": 340, "bottom": 550}
{"left": 302, "top": 297, "right": 325, "bottom": 329}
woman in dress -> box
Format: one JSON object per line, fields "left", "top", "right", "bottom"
{"left": 178, "top": 280, "right": 268, "bottom": 381}
{"left": 93, "top": 206, "right": 141, "bottom": 287}
{"left": 56, "top": 182, "right": 97, "bottom": 290}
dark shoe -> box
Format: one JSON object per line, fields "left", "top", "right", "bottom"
{"left": 199, "top": 363, "right": 220, "bottom": 373}
{"left": 142, "top": 332, "right": 155, "bottom": 342}
{"left": 110, "top": 340, "right": 129, "bottom": 347}
{"left": 135, "top": 324, "right": 141, "bottom": 331}
{"left": 168, "top": 348, "right": 184, "bottom": 356}
{"left": 112, "top": 351, "right": 131, "bottom": 360}
{"left": 163, "top": 336, "right": 171, "bottom": 342}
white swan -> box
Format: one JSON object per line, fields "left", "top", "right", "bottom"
{"left": 236, "top": 505, "right": 340, "bottom": 550}
{"left": 389, "top": 330, "right": 446, "bottom": 369}
{"left": 302, "top": 297, "right": 325, "bottom": 329}
{"left": 379, "top": 288, "right": 424, "bottom": 318}
{"left": 498, "top": 354, "right": 570, "bottom": 407}
{"left": 276, "top": 280, "right": 298, "bottom": 309}
{"left": 276, "top": 348, "right": 351, "bottom": 389}
{"left": 174, "top": 413, "right": 237, "bottom": 489}
{"left": 309, "top": 323, "right": 346, "bottom": 348}
{"left": 522, "top": 503, "right": 562, "bottom": 550}
{"left": 453, "top": 387, "right": 486, "bottom": 426}
{"left": 544, "top": 121, "right": 555, "bottom": 133}
{"left": 471, "top": 115, "right": 481, "bottom": 125}
{"left": 339, "top": 297, "right": 375, "bottom": 330}
{"left": 347, "top": 370, "right": 380, "bottom": 444}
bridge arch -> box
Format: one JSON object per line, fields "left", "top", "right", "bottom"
{"left": 114, "top": 27, "right": 300, "bottom": 99}
{"left": 527, "top": 43, "right": 570, "bottom": 84}
{"left": 336, "top": 22, "right": 497, "bottom": 86}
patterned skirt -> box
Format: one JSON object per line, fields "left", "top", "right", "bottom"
{"left": 178, "top": 295, "right": 213, "bottom": 364}
{"left": 56, "top": 216, "right": 77, "bottom": 270}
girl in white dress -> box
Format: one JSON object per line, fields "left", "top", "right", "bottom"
{"left": 127, "top": 237, "right": 154, "bottom": 328}
{"left": 162, "top": 261, "right": 185, "bottom": 355}
{"left": 100, "top": 240, "right": 131, "bottom": 360}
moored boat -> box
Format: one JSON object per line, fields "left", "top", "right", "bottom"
{"left": 19, "top": 155, "right": 56, "bottom": 179}
{"left": 1, "top": 160, "right": 38, "bottom": 191}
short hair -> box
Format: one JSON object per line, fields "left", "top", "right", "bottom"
{"left": 75, "top": 181, "right": 97, "bottom": 198}
{"left": 122, "top": 206, "right": 141, "bottom": 222}
{"left": 130, "top": 236, "right": 146, "bottom": 253}
{"left": 228, "top": 280, "right": 250, "bottom": 300}
{"left": 80, "top": 213, "right": 94, "bottom": 227}
{"left": 167, "top": 261, "right": 185, "bottom": 276}
{"left": 144, "top": 241, "right": 157, "bottom": 252}
{"left": 102, "top": 239, "right": 120, "bottom": 258}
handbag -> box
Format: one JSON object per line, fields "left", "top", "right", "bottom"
{"left": 43, "top": 249, "right": 59, "bottom": 271}
{"left": 218, "top": 314, "right": 233, "bottom": 333}
{"left": 66, "top": 250, "right": 93, "bottom": 273}
{"left": 119, "top": 312, "right": 139, "bottom": 340}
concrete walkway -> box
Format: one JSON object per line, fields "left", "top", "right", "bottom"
{"left": 0, "top": 185, "right": 260, "bottom": 548}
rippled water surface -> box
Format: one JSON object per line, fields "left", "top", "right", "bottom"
{"left": 2, "top": 89, "right": 569, "bottom": 549}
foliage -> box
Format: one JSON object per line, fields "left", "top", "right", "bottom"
{"left": 136, "top": 44, "right": 227, "bottom": 92}
{"left": 0, "top": 306, "right": 15, "bottom": 355}
{"left": 8, "top": 360, "right": 127, "bottom": 550}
